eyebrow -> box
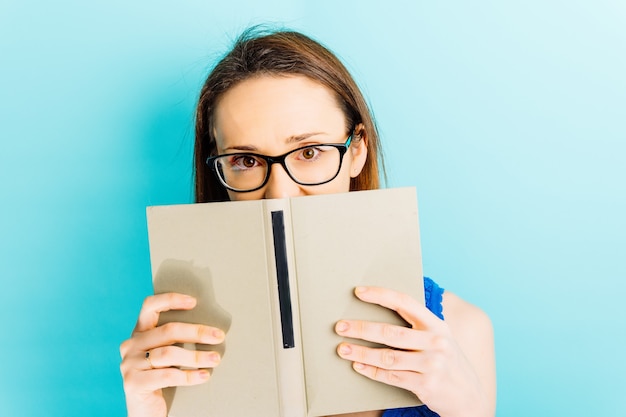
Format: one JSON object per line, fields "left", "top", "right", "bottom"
{"left": 223, "top": 131, "right": 327, "bottom": 152}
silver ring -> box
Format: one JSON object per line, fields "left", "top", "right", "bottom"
{"left": 145, "top": 351, "right": 154, "bottom": 369}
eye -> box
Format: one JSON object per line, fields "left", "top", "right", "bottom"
{"left": 231, "top": 155, "right": 261, "bottom": 169}
{"left": 298, "top": 147, "right": 320, "bottom": 160}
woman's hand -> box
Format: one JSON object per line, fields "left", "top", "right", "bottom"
{"left": 334, "top": 286, "right": 495, "bottom": 417}
{"left": 119, "top": 293, "right": 226, "bottom": 417}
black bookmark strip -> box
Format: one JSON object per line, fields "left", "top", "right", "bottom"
{"left": 271, "top": 210, "right": 295, "bottom": 349}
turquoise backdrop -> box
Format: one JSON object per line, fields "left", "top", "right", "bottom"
{"left": 1, "top": 1, "right": 624, "bottom": 416}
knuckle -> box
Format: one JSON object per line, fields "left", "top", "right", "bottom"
{"left": 119, "top": 361, "right": 130, "bottom": 378}
{"left": 382, "top": 348, "right": 396, "bottom": 367}
{"left": 165, "top": 292, "right": 180, "bottom": 305}
{"left": 415, "top": 371, "right": 439, "bottom": 398}
{"left": 185, "top": 369, "right": 195, "bottom": 385}
{"left": 162, "top": 367, "right": 179, "bottom": 382}
{"left": 371, "top": 365, "right": 380, "bottom": 381}
{"left": 382, "top": 323, "right": 396, "bottom": 341}
{"left": 357, "top": 346, "right": 368, "bottom": 363}
{"left": 121, "top": 370, "right": 135, "bottom": 388}
{"left": 425, "top": 351, "right": 446, "bottom": 371}
{"left": 120, "top": 362, "right": 139, "bottom": 384}
{"left": 119, "top": 339, "right": 131, "bottom": 358}
{"left": 382, "top": 324, "right": 406, "bottom": 343}
{"left": 372, "top": 367, "right": 399, "bottom": 384}
{"left": 432, "top": 334, "right": 452, "bottom": 352}
{"left": 196, "top": 325, "right": 206, "bottom": 340}
{"left": 160, "top": 322, "right": 178, "bottom": 339}
{"left": 141, "top": 295, "right": 156, "bottom": 311}
{"left": 353, "top": 321, "right": 365, "bottom": 337}
{"left": 159, "top": 345, "right": 175, "bottom": 362}
{"left": 386, "top": 370, "right": 401, "bottom": 384}
{"left": 418, "top": 379, "right": 435, "bottom": 399}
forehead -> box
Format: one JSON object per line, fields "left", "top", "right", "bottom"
{"left": 213, "top": 74, "right": 346, "bottom": 146}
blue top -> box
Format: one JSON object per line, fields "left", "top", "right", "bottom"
{"left": 381, "top": 277, "right": 444, "bottom": 417}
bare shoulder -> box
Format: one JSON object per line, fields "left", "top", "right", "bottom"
{"left": 442, "top": 291, "right": 493, "bottom": 340}
{"left": 442, "top": 291, "right": 497, "bottom": 415}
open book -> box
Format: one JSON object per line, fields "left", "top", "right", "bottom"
{"left": 147, "top": 187, "right": 424, "bottom": 417}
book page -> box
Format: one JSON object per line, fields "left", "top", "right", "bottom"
{"left": 147, "top": 201, "right": 282, "bottom": 417}
{"left": 290, "top": 188, "right": 424, "bottom": 416}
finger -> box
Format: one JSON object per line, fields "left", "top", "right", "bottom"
{"left": 146, "top": 345, "right": 221, "bottom": 370}
{"left": 337, "top": 343, "right": 415, "bottom": 371}
{"left": 354, "top": 286, "right": 443, "bottom": 330}
{"left": 335, "top": 320, "right": 433, "bottom": 351}
{"left": 351, "top": 362, "right": 422, "bottom": 395}
{"left": 337, "top": 342, "right": 424, "bottom": 371}
{"left": 125, "top": 367, "right": 212, "bottom": 394}
{"left": 337, "top": 342, "right": 447, "bottom": 375}
{"left": 134, "top": 293, "right": 197, "bottom": 333}
{"left": 133, "top": 322, "right": 225, "bottom": 351}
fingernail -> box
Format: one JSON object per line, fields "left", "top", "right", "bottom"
{"left": 212, "top": 329, "right": 225, "bottom": 340}
{"left": 338, "top": 344, "right": 352, "bottom": 356}
{"left": 353, "top": 362, "right": 365, "bottom": 371}
{"left": 199, "top": 370, "right": 211, "bottom": 380}
{"left": 336, "top": 321, "right": 349, "bottom": 333}
{"left": 355, "top": 286, "right": 367, "bottom": 295}
{"left": 209, "top": 352, "right": 221, "bottom": 364}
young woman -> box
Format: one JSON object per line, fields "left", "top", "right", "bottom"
{"left": 120, "top": 28, "right": 496, "bottom": 417}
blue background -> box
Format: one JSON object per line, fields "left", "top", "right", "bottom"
{"left": 1, "top": 1, "right": 624, "bottom": 416}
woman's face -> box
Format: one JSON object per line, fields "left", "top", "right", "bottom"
{"left": 212, "top": 74, "right": 368, "bottom": 201}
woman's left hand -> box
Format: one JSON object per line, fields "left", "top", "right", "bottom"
{"left": 335, "top": 286, "right": 491, "bottom": 417}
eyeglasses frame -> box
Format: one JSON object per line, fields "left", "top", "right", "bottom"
{"left": 206, "top": 133, "right": 354, "bottom": 193}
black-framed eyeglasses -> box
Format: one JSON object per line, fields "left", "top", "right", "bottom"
{"left": 206, "top": 132, "right": 354, "bottom": 193}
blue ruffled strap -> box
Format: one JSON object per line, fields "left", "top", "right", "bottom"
{"left": 383, "top": 405, "right": 441, "bottom": 417}
{"left": 424, "top": 276, "right": 444, "bottom": 320}
{"left": 381, "top": 277, "right": 444, "bottom": 417}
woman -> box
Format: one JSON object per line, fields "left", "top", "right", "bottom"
{"left": 120, "top": 27, "right": 496, "bottom": 417}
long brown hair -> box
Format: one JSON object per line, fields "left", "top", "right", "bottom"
{"left": 194, "top": 27, "right": 384, "bottom": 202}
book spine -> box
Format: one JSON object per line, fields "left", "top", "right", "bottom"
{"left": 271, "top": 210, "right": 295, "bottom": 349}
{"left": 264, "top": 199, "right": 308, "bottom": 417}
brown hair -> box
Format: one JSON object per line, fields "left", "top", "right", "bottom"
{"left": 194, "top": 27, "right": 385, "bottom": 202}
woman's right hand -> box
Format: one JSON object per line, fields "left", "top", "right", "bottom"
{"left": 120, "top": 293, "right": 226, "bottom": 417}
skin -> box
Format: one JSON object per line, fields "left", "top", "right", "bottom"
{"left": 120, "top": 74, "right": 496, "bottom": 417}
